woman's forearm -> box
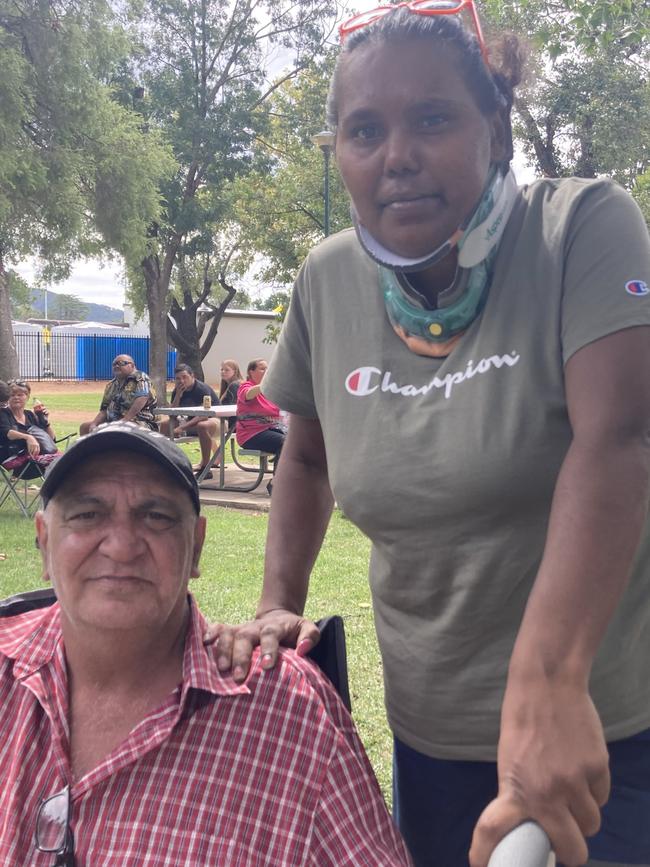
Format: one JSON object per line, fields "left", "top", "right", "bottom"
{"left": 257, "top": 417, "right": 334, "bottom": 617}
{"left": 7, "top": 430, "right": 30, "bottom": 442}
{"left": 244, "top": 384, "right": 262, "bottom": 400}
{"left": 510, "top": 433, "right": 650, "bottom": 683}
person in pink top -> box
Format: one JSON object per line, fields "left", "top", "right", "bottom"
{"left": 236, "top": 359, "right": 285, "bottom": 495}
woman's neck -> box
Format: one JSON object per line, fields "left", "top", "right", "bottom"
{"left": 407, "top": 250, "right": 459, "bottom": 307}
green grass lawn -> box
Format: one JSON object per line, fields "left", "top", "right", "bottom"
{"left": 0, "top": 386, "right": 393, "bottom": 797}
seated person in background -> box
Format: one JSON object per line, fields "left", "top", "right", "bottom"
{"left": 236, "top": 359, "right": 286, "bottom": 495}
{"left": 219, "top": 359, "right": 243, "bottom": 432}
{"left": 0, "top": 380, "right": 9, "bottom": 409}
{"left": 0, "top": 423, "right": 411, "bottom": 866}
{"left": 0, "top": 379, "right": 57, "bottom": 460}
{"left": 219, "top": 359, "right": 243, "bottom": 405}
{"left": 80, "top": 355, "right": 157, "bottom": 434}
{"left": 160, "top": 363, "right": 221, "bottom": 478}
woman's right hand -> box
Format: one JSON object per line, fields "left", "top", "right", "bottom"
{"left": 204, "top": 609, "right": 321, "bottom": 683}
{"left": 25, "top": 434, "right": 40, "bottom": 457}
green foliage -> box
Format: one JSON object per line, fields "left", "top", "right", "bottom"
{"left": 632, "top": 168, "right": 650, "bottom": 227}
{"left": 123, "top": 0, "right": 337, "bottom": 383}
{"left": 483, "top": 0, "right": 649, "bottom": 184}
{"left": 228, "top": 57, "right": 351, "bottom": 287}
{"left": 6, "top": 270, "right": 34, "bottom": 319}
{"left": 0, "top": 0, "right": 172, "bottom": 276}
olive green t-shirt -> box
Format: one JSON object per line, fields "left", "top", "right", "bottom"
{"left": 263, "top": 178, "right": 650, "bottom": 759}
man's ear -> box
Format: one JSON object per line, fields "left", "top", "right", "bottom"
{"left": 34, "top": 510, "right": 51, "bottom": 583}
{"left": 190, "top": 516, "right": 207, "bottom": 580}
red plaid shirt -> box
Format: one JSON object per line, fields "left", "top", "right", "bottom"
{"left": 0, "top": 598, "right": 411, "bottom": 866}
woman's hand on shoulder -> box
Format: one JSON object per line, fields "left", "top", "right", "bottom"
{"left": 204, "top": 609, "right": 321, "bottom": 682}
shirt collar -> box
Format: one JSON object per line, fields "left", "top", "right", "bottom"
{"left": 3, "top": 596, "right": 251, "bottom": 699}
{"left": 2, "top": 603, "right": 63, "bottom": 680}
{"left": 182, "top": 597, "right": 251, "bottom": 698}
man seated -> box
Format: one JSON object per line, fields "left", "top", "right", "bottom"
{"left": 80, "top": 355, "right": 157, "bottom": 433}
{"left": 0, "top": 423, "right": 411, "bottom": 866}
{"left": 160, "top": 363, "right": 221, "bottom": 478}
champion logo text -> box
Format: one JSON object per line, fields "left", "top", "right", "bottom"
{"left": 345, "top": 352, "right": 521, "bottom": 400}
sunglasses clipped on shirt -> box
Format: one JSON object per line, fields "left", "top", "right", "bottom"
{"left": 338, "top": 0, "right": 489, "bottom": 65}
{"left": 35, "top": 785, "right": 75, "bottom": 866}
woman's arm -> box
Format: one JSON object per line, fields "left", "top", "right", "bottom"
{"left": 207, "top": 414, "right": 333, "bottom": 680}
{"left": 6, "top": 428, "right": 40, "bottom": 456}
{"left": 471, "top": 326, "right": 650, "bottom": 867}
{"left": 244, "top": 384, "right": 262, "bottom": 400}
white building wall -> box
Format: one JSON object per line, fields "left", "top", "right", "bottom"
{"left": 200, "top": 310, "right": 276, "bottom": 386}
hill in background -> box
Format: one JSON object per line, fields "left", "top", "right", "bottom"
{"left": 30, "top": 289, "right": 123, "bottom": 324}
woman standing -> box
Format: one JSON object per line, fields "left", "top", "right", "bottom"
{"left": 210, "top": 4, "right": 650, "bottom": 865}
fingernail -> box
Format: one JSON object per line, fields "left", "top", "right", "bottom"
{"left": 297, "top": 639, "right": 312, "bottom": 656}
{"left": 261, "top": 653, "right": 273, "bottom": 668}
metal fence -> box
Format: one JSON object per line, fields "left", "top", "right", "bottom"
{"left": 15, "top": 331, "right": 177, "bottom": 381}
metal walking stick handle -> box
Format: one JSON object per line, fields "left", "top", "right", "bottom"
{"left": 487, "top": 821, "right": 555, "bottom": 867}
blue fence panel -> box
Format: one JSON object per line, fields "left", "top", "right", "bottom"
{"left": 166, "top": 348, "right": 176, "bottom": 379}
{"left": 16, "top": 330, "right": 177, "bottom": 381}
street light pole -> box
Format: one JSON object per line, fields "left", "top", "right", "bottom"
{"left": 311, "top": 130, "right": 335, "bottom": 237}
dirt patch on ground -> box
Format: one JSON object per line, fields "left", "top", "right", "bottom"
{"left": 25, "top": 381, "right": 110, "bottom": 394}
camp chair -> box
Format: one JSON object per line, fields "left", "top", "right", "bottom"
{"left": 0, "top": 588, "right": 351, "bottom": 711}
{"left": 0, "top": 435, "right": 75, "bottom": 518}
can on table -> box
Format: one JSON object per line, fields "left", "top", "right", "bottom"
{"left": 202, "top": 395, "right": 212, "bottom": 409}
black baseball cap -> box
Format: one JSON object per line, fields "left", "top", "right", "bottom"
{"left": 40, "top": 422, "right": 200, "bottom": 513}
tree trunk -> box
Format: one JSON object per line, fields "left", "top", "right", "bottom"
{"left": 0, "top": 261, "right": 19, "bottom": 381}
{"left": 142, "top": 255, "right": 170, "bottom": 404}
{"left": 167, "top": 299, "right": 205, "bottom": 379}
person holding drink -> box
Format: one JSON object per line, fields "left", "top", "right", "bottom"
{"left": 207, "top": 2, "right": 650, "bottom": 865}
{"left": 0, "top": 379, "right": 57, "bottom": 459}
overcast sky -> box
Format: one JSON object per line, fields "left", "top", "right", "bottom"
{"left": 15, "top": 0, "right": 537, "bottom": 311}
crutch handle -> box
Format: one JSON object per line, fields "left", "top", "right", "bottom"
{"left": 487, "top": 821, "right": 555, "bottom": 867}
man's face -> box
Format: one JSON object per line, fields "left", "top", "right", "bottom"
{"left": 175, "top": 370, "right": 195, "bottom": 391}
{"left": 35, "top": 453, "right": 206, "bottom": 635}
{"left": 112, "top": 356, "right": 135, "bottom": 380}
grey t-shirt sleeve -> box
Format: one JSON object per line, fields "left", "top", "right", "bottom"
{"left": 263, "top": 259, "right": 319, "bottom": 419}
{"left": 561, "top": 180, "right": 650, "bottom": 363}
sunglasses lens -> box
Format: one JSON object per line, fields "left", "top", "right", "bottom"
{"left": 412, "top": 0, "right": 463, "bottom": 7}
{"left": 36, "top": 790, "right": 69, "bottom": 850}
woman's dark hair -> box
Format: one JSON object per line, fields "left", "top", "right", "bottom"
{"left": 326, "top": 9, "right": 525, "bottom": 168}
{"left": 247, "top": 358, "right": 266, "bottom": 377}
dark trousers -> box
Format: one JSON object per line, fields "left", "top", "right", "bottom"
{"left": 393, "top": 729, "right": 650, "bottom": 866}
{"left": 243, "top": 428, "right": 285, "bottom": 473}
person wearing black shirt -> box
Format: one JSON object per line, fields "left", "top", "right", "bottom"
{"left": 162, "top": 364, "right": 221, "bottom": 477}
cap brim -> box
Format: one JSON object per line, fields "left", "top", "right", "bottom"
{"left": 40, "top": 425, "right": 200, "bottom": 514}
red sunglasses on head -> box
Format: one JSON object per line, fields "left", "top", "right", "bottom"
{"left": 339, "top": 0, "right": 489, "bottom": 66}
